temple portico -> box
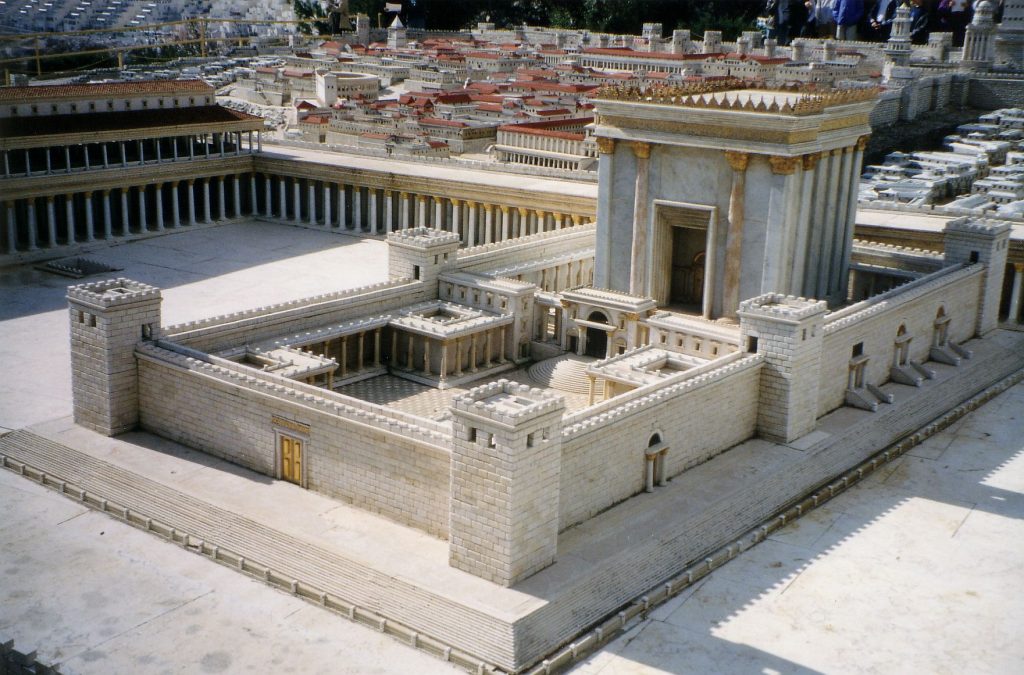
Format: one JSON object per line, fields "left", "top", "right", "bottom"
{"left": 592, "top": 82, "right": 878, "bottom": 319}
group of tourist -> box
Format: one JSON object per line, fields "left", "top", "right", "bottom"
{"left": 764, "top": 0, "right": 1000, "bottom": 46}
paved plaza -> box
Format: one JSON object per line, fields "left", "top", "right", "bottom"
{"left": 1, "top": 221, "right": 1022, "bottom": 674}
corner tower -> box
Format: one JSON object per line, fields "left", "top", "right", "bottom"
{"left": 448, "top": 381, "right": 565, "bottom": 586}
{"left": 591, "top": 82, "right": 877, "bottom": 318}
{"left": 67, "top": 278, "right": 162, "bottom": 435}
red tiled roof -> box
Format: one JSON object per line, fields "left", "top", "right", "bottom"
{"left": 0, "top": 105, "right": 261, "bottom": 140}
{"left": 419, "top": 117, "right": 468, "bottom": 128}
{"left": 582, "top": 47, "right": 720, "bottom": 61}
{"left": 0, "top": 79, "right": 212, "bottom": 103}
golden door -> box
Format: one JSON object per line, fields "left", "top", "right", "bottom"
{"left": 280, "top": 436, "right": 303, "bottom": 485}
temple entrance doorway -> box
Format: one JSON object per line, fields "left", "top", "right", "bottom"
{"left": 280, "top": 435, "right": 303, "bottom": 485}
{"left": 650, "top": 201, "right": 717, "bottom": 318}
{"left": 584, "top": 311, "right": 609, "bottom": 358}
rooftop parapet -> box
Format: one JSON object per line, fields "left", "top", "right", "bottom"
{"left": 451, "top": 379, "right": 564, "bottom": 422}
{"left": 593, "top": 80, "right": 880, "bottom": 116}
{"left": 387, "top": 227, "right": 461, "bottom": 248}
{"left": 737, "top": 293, "right": 828, "bottom": 323}
{"left": 66, "top": 278, "right": 161, "bottom": 308}
{"left": 943, "top": 216, "right": 1014, "bottom": 237}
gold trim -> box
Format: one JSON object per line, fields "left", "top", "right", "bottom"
{"left": 630, "top": 141, "right": 652, "bottom": 159}
{"left": 769, "top": 155, "right": 801, "bottom": 175}
{"left": 595, "top": 137, "right": 616, "bottom": 154}
{"left": 272, "top": 415, "right": 310, "bottom": 435}
{"left": 802, "top": 153, "right": 821, "bottom": 170}
{"left": 724, "top": 150, "right": 750, "bottom": 172}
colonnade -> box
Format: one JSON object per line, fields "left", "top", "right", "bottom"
{"left": 301, "top": 328, "right": 384, "bottom": 386}
{"left": 1, "top": 131, "right": 259, "bottom": 178}
{"left": 252, "top": 174, "right": 587, "bottom": 247}
{"left": 389, "top": 326, "right": 509, "bottom": 385}
{"left": 2, "top": 174, "right": 250, "bottom": 254}
{"left": 1006, "top": 262, "right": 1024, "bottom": 325}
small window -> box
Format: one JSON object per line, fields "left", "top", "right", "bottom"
{"left": 526, "top": 433, "right": 535, "bottom": 448}
{"left": 413, "top": 264, "right": 421, "bottom": 279}
{"left": 747, "top": 336, "right": 759, "bottom": 352}
{"left": 88, "top": 314, "right": 96, "bottom": 328}
{"left": 467, "top": 427, "right": 477, "bottom": 443}
{"left": 969, "top": 251, "right": 979, "bottom": 263}
{"left": 77, "top": 310, "right": 84, "bottom": 324}
{"left": 852, "top": 342, "right": 864, "bottom": 357}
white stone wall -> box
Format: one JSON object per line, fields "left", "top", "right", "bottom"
{"left": 817, "top": 266, "right": 984, "bottom": 416}
{"left": 137, "top": 348, "right": 452, "bottom": 538}
{"left": 557, "top": 354, "right": 761, "bottom": 530}
{"left": 165, "top": 279, "right": 427, "bottom": 353}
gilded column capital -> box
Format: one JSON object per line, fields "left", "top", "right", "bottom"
{"left": 500, "top": 204, "right": 510, "bottom": 213}
{"left": 367, "top": 186, "right": 377, "bottom": 194}
{"left": 630, "top": 141, "right": 651, "bottom": 159}
{"left": 1015, "top": 262, "right": 1024, "bottom": 272}
{"left": 83, "top": 192, "right": 92, "bottom": 199}
{"left": 46, "top": 195, "right": 55, "bottom": 203}
{"left": 517, "top": 207, "right": 528, "bottom": 217}
{"left": 450, "top": 198, "right": 461, "bottom": 206}
{"left": 856, "top": 134, "right": 870, "bottom": 151}
{"left": 595, "top": 137, "right": 616, "bottom": 154}
{"left": 416, "top": 194, "right": 427, "bottom": 203}
{"left": 535, "top": 209, "right": 546, "bottom": 218}
{"left": 399, "top": 191, "right": 409, "bottom": 199}
{"left": 724, "top": 150, "right": 750, "bottom": 172}
{"left": 769, "top": 155, "right": 801, "bottom": 175}
{"left": 802, "top": 153, "right": 821, "bottom": 170}
{"left": 571, "top": 215, "right": 582, "bottom": 225}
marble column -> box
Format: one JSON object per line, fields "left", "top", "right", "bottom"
{"left": 5, "top": 202, "right": 15, "bottom": 253}
{"left": 1009, "top": 263, "right": 1024, "bottom": 324}
{"left": 120, "top": 188, "right": 130, "bottom": 234}
{"left": 628, "top": 141, "right": 651, "bottom": 296}
{"left": 338, "top": 184, "right": 347, "bottom": 228}
{"left": 416, "top": 195, "right": 427, "bottom": 228}
{"left": 279, "top": 177, "right": 287, "bottom": 219}
{"left": 485, "top": 204, "right": 494, "bottom": 244}
{"left": 234, "top": 175, "right": 242, "bottom": 218}
{"left": 368, "top": 188, "right": 378, "bottom": 234}
{"left": 308, "top": 182, "right": 317, "bottom": 225}
{"left": 250, "top": 175, "right": 258, "bottom": 215}
{"left": 84, "top": 192, "right": 95, "bottom": 241}
{"left": 467, "top": 201, "right": 478, "bottom": 247}
{"left": 203, "top": 179, "right": 212, "bottom": 224}
{"left": 292, "top": 179, "right": 302, "bottom": 223}
{"left": 65, "top": 194, "right": 76, "bottom": 243}
{"left": 187, "top": 181, "right": 197, "bottom": 226}
{"left": 170, "top": 182, "right": 180, "bottom": 228}
{"left": 722, "top": 151, "right": 750, "bottom": 319}
{"left": 384, "top": 190, "right": 393, "bottom": 232}
{"left": 137, "top": 185, "right": 147, "bottom": 231}
{"left": 400, "top": 192, "right": 410, "bottom": 229}
{"left": 500, "top": 206, "right": 510, "bottom": 241}
{"left": 323, "top": 183, "right": 332, "bottom": 227}
{"left": 353, "top": 186, "right": 362, "bottom": 231}
{"left": 217, "top": 177, "right": 226, "bottom": 220}
{"left": 155, "top": 183, "right": 165, "bottom": 231}
{"left": 517, "top": 207, "right": 528, "bottom": 238}
{"left": 434, "top": 197, "right": 444, "bottom": 231}
{"left": 451, "top": 199, "right": 462, "bottom": 241}
{"left": 26, "top": 200, "right": 38, "bottom": 250}
{"left": 46, "top": 197, "right": 57, "bottom": 247}
{"left": 594, "top": 137, "right": 617, "bottom": 287}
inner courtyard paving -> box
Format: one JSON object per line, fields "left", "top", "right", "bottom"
{"left": 1, "top": 221, "right": 1022, "bottom": 673}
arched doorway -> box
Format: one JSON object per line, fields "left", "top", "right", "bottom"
{"left": 585, "top": 310, "right": 609, "bottom": 358}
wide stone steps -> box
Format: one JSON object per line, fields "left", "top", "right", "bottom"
{"left": 0, "top": 430, "right": 508, "bottom": 670}
{"left": 527, "top": 354, "right": 595, "bottom": 394}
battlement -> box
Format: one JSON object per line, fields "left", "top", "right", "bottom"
{"left": 387, "top": 227, "right": 461, "bottom": 248}
{"left": 944, "top": 216, "right": 1014, "bottom": 238}
{"left": 451, "top": 379, "right": 564, "bottom": 422}
{"left": 67, "top": 278, "right": 161, "bottom": 308}
{"left": 737, "top": 293, "right": 828, "bottom": 323}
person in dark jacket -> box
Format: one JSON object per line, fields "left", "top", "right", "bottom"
{"left": 909, "top": 0, "right": 932, "bottom": 44}
{"left": 834, "top": 0, "right": 866, "bottom": 40}
{"left": 766, "top": 0, "right": 807, "bottom": 45}
{"left": 869, "top": 0, "right": 899, "bottom": 40}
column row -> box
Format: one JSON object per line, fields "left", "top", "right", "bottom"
{"left": 2, "top": 131, "right": 259, "bottom": 179}
{"left": 2, "top": 174, "right": 251, "bottom": 255}
{"left": 255, "top": 174, "right": 589, "bottom": 247}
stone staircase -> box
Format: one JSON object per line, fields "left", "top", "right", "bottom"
{"left": 527, "top": 354, "right": 595, "bottom": 394}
